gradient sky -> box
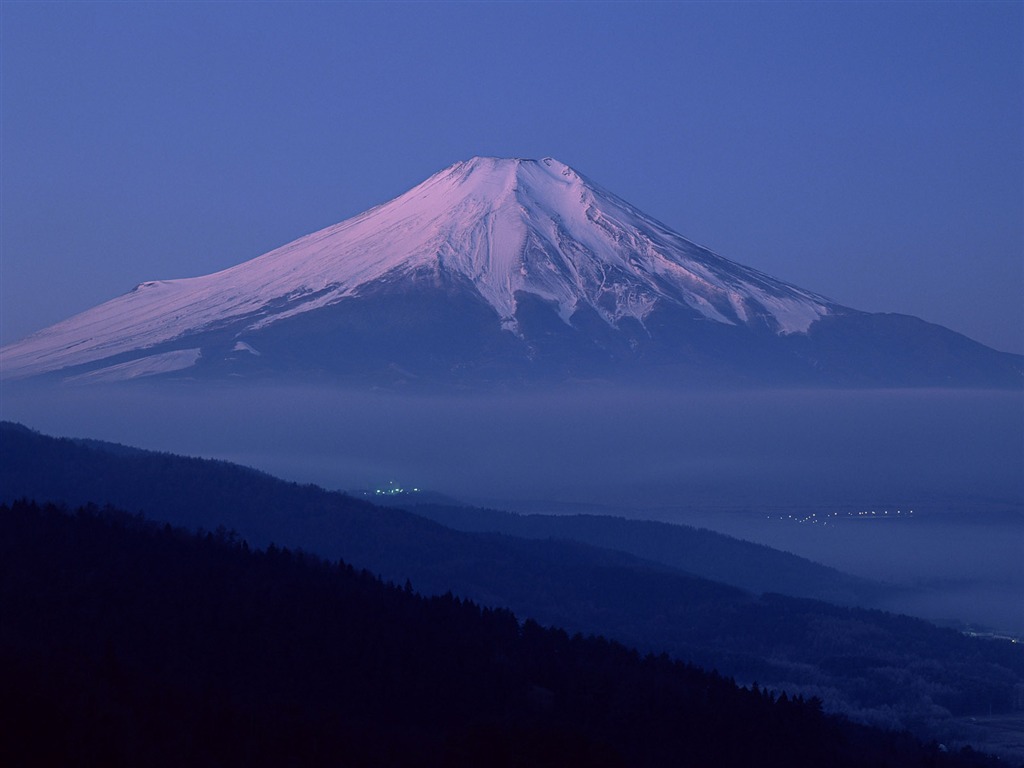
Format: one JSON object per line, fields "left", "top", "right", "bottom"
{"left": 2, "top": 1, "right": 1021, "bottom": 354}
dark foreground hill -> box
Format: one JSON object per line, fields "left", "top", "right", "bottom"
{"left": 2, "top": 420, "right": 1023, "bottom": 753}
{"left": 0, "top": 499, "right": 1008, "bottom": 768}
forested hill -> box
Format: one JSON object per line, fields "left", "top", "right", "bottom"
{"left": 0, "top": 499, "right": 1006, "bottom": 768}
{"left": 3, "top": 420, "right": 874, "bottom": 606}
{"left": 3, "top": 419, "right": 1023, "bottom": 753}
{"left": 407, "top": 502, "right": 881, "bottom": 605}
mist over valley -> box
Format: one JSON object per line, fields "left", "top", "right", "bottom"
{"left": 5, "top": 382, "right": 1020, "bottom": 639}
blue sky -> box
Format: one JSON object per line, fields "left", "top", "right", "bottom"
{"left": 3, "top": 1, "right": 1021, "bottom": 353}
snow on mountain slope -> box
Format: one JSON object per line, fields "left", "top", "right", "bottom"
{"left": 1, "top": 157, "right": 834, "bottom": 381}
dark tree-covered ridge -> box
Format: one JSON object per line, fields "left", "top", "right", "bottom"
{"left": 2, "top": 419, "right": 1022, "bottom": 748}
{"left": 0, "top": 500, "right": 1008, "bottom": 768}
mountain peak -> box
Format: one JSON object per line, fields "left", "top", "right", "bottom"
{"left": 3, "top": 157, "right": 844, "bottom": 382}
{"left": 415, "top": 155, "right": 586, "bottom": 217}
{"left": 372, "top": 154, "right": 831, "bottom": 331}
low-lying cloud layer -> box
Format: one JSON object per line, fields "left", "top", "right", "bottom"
{"left": 4, "top": 383, "right": 1021, "bottom": 631}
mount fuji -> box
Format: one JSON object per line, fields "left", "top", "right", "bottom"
{"left": 2, "top": 157, "right": 1020, "bottom": 387}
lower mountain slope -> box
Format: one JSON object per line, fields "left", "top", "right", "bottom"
{"left": 2, "top": 420, "right": 1022, "bottom": 754}
{"left": 205, "top": 281, "right": 1024, "bottom": 387}
{"left": 10, "top": 278, "right": 1021, "bottom": 388}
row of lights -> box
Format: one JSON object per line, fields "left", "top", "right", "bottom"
{"left": 765, "top": 509, "right": 915, "bottom": 526}
{"left": 374, "top": 482, "right": 420, "bottom": 496}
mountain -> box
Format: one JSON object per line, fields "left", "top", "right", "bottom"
{"left": 2, "top": 157, "right": 1019, "bottom": 386}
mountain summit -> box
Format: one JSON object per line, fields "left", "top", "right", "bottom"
{"left": 1, "top": 157, "right": 1020, "bottom": 386}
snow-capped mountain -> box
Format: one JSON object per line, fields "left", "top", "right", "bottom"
{"left": 1, "top": 157, "right": 1020, "bottom": 386}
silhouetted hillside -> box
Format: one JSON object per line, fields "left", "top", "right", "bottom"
{"left": 0, "top": 500, "right": 1008, "bottom": 768}
{"left": 2, "top": 420, "right": 1022, "bottom": 752}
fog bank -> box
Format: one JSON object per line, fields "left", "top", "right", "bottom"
{"left": 3, "top": 382, "right": 1021, "bottom": 631}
